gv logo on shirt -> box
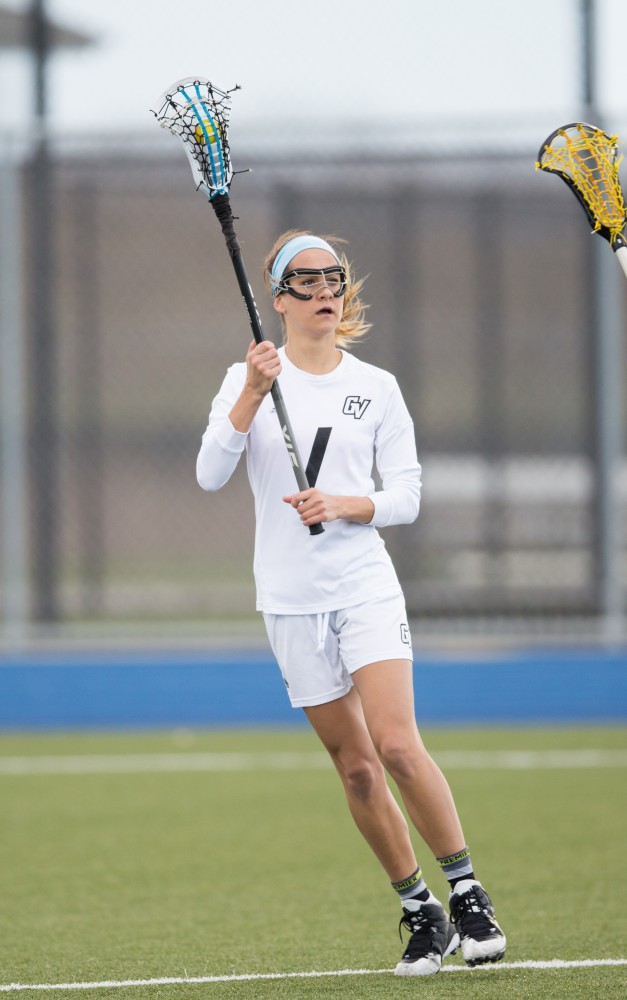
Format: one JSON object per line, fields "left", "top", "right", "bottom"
{"left": 343, "top": 396, "right": 371, "bottom": 420}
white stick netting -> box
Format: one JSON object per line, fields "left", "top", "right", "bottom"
{"left": 153, "top": 78, "right": 233, "bottom": 199}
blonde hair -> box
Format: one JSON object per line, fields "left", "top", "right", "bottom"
{"left": 262, "top": 230, "right": 371, "bottom": 348}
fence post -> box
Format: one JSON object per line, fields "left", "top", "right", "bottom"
{"left": 0, "top": 144, "right": 29, "bottom": 641}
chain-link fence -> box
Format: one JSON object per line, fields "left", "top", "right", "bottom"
{"left": 1, "top": 133, "right": 626, "bottom": 639}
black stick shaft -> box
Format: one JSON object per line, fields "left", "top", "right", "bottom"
{"left": 211, "top": 193, "right": 323, "bottom": 536}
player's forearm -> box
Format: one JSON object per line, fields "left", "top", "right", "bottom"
{"left": 338, "top": 495, "right": 375, "bottom": 524}
{"left": 228, "top": 383, "right": 269, "bottom": 433}
{"left": 196, "top": 419, "right": 246, "bottom": 491}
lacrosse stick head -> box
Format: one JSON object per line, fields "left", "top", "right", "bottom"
{"left": 152, "top": 77, "right": 233, "bottom": 200}
{"left": 536, "top": 122, "right": 627, "bottom": 248}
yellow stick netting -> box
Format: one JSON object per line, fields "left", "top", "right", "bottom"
{"left": 537, "top": 124, "right": 626, "bottom": 245}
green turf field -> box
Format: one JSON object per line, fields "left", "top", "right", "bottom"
{"left": 1, "top": 725, "right": 626, "bottom": 999}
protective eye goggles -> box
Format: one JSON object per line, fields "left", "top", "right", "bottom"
{"left": 275, "top": 266, "right": 347, "bottom": 300}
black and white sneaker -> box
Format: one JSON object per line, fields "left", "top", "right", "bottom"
{"left": 394, "top": 892, "right": 460, "bottom": 977}
{"left": 449, "top": 879, "right": 506, "bottom": 967}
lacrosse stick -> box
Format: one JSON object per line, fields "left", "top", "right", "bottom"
{"left": 537, "top": 122, "right": 627, "bottom": 277}
{"left": 152, "top": 77, "right": 323, "bottom": 535}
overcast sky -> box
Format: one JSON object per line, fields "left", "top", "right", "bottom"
{"left": 1, "top": 0, "right": 627, "bottom": 148}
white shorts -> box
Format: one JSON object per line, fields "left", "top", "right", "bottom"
{"left": 263, "top": 593, "right": 413, "bottom": 708}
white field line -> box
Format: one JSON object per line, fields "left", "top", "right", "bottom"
{"left": 0, "top": 959, "right": 626, "bottom": 992}
{"left": 0, "top": 748, "right": 626, "bottom": 776}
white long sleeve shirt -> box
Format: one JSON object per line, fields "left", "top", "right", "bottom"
{"left": 197, "top": 347, "right": 422, "bottom": 614}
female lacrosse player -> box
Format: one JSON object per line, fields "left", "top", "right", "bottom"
{"left": 196, "top": 231, "right": 506, "bottom": 976}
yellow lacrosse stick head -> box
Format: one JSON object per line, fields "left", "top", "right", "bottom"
{"left": 537, "top": 122, "right": 626, "bottom": 247}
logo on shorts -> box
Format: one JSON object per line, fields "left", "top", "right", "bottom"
{"left": 400, "top": 623, "right": 411, "bottom": 646}
{"left": 343, "top": 396, "right": 371, "bottom": 420}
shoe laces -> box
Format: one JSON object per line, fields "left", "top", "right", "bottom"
{"left": 399, "top": 908, "right": 429, "bottom": 942}
{"left": 450, "top": 885, "right": 494, "bottom": 938}
{"left": 398, "top": 907, "right": 441, "bottom": 960}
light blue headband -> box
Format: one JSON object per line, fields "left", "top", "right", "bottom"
{"left": 270, "top": 235, "right": 339, "bottom": 296}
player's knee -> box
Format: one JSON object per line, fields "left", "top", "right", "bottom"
{"left": 377, "top": 737, "right": 425, "bottom": 782}
{"left": 339, "top": 757, "right": 381, "bottom": 801}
